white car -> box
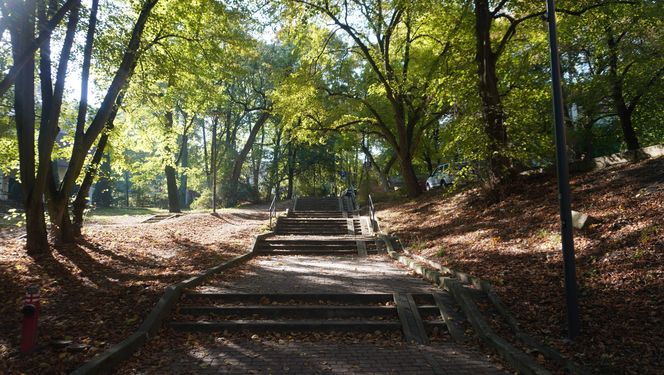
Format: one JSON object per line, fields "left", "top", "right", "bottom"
{"left": 425, "top": 163, "right": 454, "bottom": 191}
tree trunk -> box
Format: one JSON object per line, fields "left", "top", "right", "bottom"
{"left": 25, "top": 195, "right": 49, "bottom": 254}
{"left": 165, "top": 165, "right": 180, "bottom": 212}
{"left": 202, "top": 118, "right": 211, "bottom": 189}
{"left": 225, "top": 112, "right": 269, "bottom": 207}
{"left": 71, "top": 134, "right": 108, "bottom": 231}
{"left": 474, "top": 0, "right": 510, "bottom": 185}
{"left": 46, "top": 193, "right": 75, "bottom": 244}
{"left": 0, "top": 0, "right": 79, "bottom": 97}
{"left": 360, "top": 141, "right": 394, "bottom": 192}
{"left": 607, "top": 31, "right": 640, "bottom": 151}
{"left": 286, "top": 141, "right": 297, "bottom": 199}
{"left": 46, "top": 0, "right": 158, "bottom": 243}
{"left": 164, "top": 111, "right": 180, "bottom": 213}
{"left": 251, "top": 126, "right": 265, "bottom": 199}
{"left": 270, "top": 125, "right": 283, "bottom": 200}
{"left": 124, "top": 172, "right": 130, "bottom": 207}
{"left": 211, "top": 116, "right": 219, "bottom": 212}
{"left": 179, "top": 133, "right": 189, "bottom": 208}
{"left": 9, "top": 0, "right": 50, "bottom": 254}
{"left": 397, "top": 148, "right": 420, "bottom": 198}
{"left": 41, "top": 3, "right": 79, "bottom": 243}
{"left": 71, "top": 89, "right": 122, "bottom": 232}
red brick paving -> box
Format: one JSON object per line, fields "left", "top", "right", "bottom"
{"left": 116, "top": 254, "right": 507, "bottom": 374}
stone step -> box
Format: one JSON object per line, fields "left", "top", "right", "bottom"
{"left": 259, "top": 241, "right": 360, "bottom": 246}
{"left": 170, "top": 293, "right": 450, "bottom": 341}
{"left": 274, "top": 231, "right": 350, "bottom": 236}
{"left": 258, "top": 245, "right": 362, "bottom": 251}
{"left": 257, "top": 249, "right": 360, "bottom": 255}
{"left": 181, "top": 293, "right": 396, "bottom": 304}
{"left": 178, "top": 305, "right": 411, "bottom": 319}
{"left": 276, "top": 224, "right": 349, "bottom": 228}
{"left": 169, "top": 320, "right": 403, "bottom": 333}
{"left": 277, "top": 221, "right": 349, "bottom": 225}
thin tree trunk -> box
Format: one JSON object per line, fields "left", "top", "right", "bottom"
{"left": 47, "top": 0, "right": 158, "bottom": 242}
{"left": 251, "top": 126, "right": 265, "bottom": 199}
{"left": 270, "top": 125, "right": 282, "bottom": 200}
{"left": 41, "top": 3, "right": 80, "bottom": 243}
{"left": 607, "top": 30, "right": 640, "bottom": 151}
{"left": 164, "top": 111, "right": 180, "bottom": 213}
{"left": 71, "top": 132, "right": 109, "bottom": 231}
{"left": 0, "top": 0, "right": 79, "bottom": 97}
{"left": 360, "top": 140, "right": 394, "bottom": 192}
{"left": 286, "top": 140, "right": 297, "bottom": 199}
{"left": 71, "top": 91, "right": 123, "bottom": 232}
{"left": 124, "top": 171, "right": 130, "bottom": 207}
{"left": 225, "top": 112, "right": 269, "bottom": 207}
{"left": 179, "top": 132, "right": 189, "bottom": 208}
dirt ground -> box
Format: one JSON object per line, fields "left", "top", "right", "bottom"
{"left": 377, "top": 157, "right": 664, "bottom": 375}
{"left": 0, "top": 208, "right": 269, "bottom": 374}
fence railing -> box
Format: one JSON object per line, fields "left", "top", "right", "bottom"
{"left": 368, "top": 194, "right": 378, "bottom": 232}
{"left": 268, "top": 194, "right": 278, "bottom": 229}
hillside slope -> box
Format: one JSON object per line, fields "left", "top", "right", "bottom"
{"left": 377, "top": 157, "right": 663, "bottom": 374}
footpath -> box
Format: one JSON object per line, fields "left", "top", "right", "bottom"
{"left": 116, "top": 197, "right": 506, "bottom": 374}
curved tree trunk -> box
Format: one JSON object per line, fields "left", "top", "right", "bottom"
{"left": 225, "top": 112, "right": 269, "bottom": 207}
{"left": 607, "top": 31, "right": 640, "bottom": 151}
{"left": 46, "top": 0, "right": 158, "bottom": 243}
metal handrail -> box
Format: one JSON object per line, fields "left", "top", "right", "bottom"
{"left": 368, "top": 194, "right": 377, "bottom": 231}
{"left": 268, "top": 194, "right": 277, "bottom": 229}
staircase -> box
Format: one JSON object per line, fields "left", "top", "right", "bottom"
{"left": 258, "top": 196, "right": 378, "bottom": 255}
{"left": 170, "top": 292, "right": 460, "bottom": 344}
{"left": 293, "top": 196, "right": 342, "bottom": 212}
{"left": 255, "top": 237, "right": 382, "bottom": 255}
{"left": 275, "top": 218, "right": 349, "bottom": 235}
{"left": 166, "top": 197, "right": 468, "bottom": 345}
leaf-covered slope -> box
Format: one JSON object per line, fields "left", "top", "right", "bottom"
{"left": 378, "top": 157, "right": 664, "bottom": 374}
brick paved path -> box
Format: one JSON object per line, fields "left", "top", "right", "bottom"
{"left": 196, "top": 255, "right": 438, "bottom": 294}
{"left": 119, "top": 333, "right": 504, "bottom": 374}
{"left": 117, "top": 254, "right": 507, "bottom": 374}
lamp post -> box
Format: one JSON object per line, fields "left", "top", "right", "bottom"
{"left": 545, "top": 0, "right": 581, "bottom": 340}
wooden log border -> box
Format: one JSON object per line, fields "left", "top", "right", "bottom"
{"left": 380, "top": 234, "right": 589, "bottom": 375}
{"left": 70, "top": 231, "right": 273, "bottom": 375}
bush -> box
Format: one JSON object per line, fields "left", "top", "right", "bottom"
{"left": 191, "top": 189, "right": 214, "bottom": 210}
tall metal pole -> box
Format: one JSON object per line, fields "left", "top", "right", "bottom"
{"left": 545, "top": 0, "right": 580, "bottom": 340}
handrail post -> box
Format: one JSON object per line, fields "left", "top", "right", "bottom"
{"left": 268, "top": 194, "right": 277, "bottom": 229}
{"left": 368, "top": 194, "right": 377, "bottom": 232}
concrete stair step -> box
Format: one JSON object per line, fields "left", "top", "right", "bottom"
{"left": 260, "top": 241, "right": 357, "bottom": 246}
{"left": 169, "top": 320, "right": 402, "bottom": 332}
{"left": 178, "top": 305, "right": 406, "bottom": 319}
{"left": 257, "top": 250, "right": 359, "bottom": 255}
{"left": 182, "top": 293, "right": 396, "bottom": 304}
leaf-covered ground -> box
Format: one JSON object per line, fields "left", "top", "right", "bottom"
{"left": 377, "top": 157, "right": 664, "bottom": 374}
{"left": 0, "top": 210, "right": 268, "bottom": 374}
